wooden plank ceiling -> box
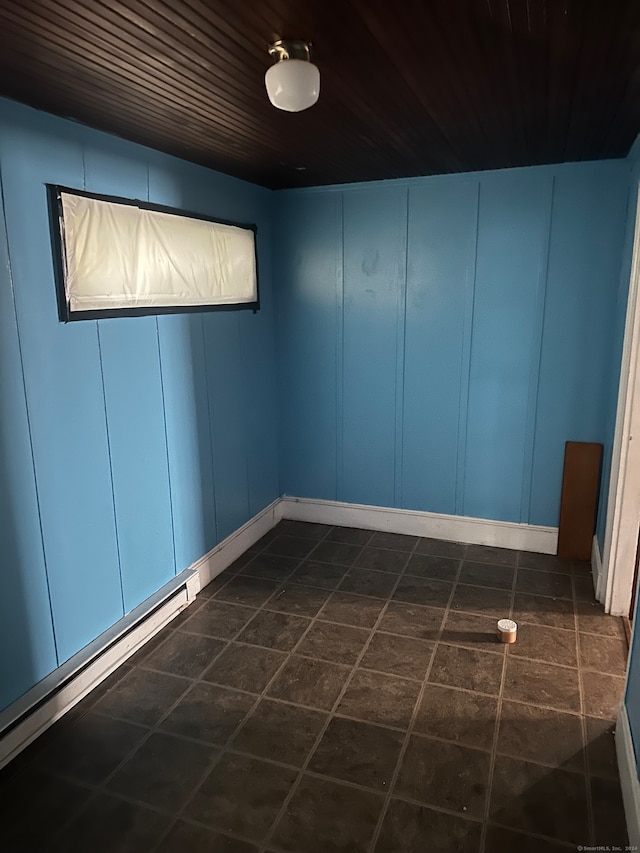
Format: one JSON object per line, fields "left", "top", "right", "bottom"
{"left": 0, "top": 0, "right": 639, "bottom": 189}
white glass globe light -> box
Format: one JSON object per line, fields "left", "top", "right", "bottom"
{"left": 265, "top": 57, "right": 320, "bottom": 112}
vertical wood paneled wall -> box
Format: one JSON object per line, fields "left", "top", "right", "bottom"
{"left": 0, "top": 95, "right": 634, "bottom": 721}
{"left": 275, "top": 162, "right": 630, "bottom": 531}
{"left": 0, "top": 99, "right": 279, "bottom": 711}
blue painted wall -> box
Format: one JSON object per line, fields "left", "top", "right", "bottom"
{"left": 0, "top": 94, "right": 634, "bottom": 723}
{"left": 275, "top": 162, "right": 629, "bottom": 527}
{"left": 0, "top": 99, "right": 279, "bottom": 711}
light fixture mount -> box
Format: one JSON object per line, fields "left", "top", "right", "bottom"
{"left": 265, "top": 38, "right": 320, "bottom": 112}
{"left": 268, "top": 39, "right": 312, "bottom": 62}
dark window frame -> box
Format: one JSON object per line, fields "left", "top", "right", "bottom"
{"left": 47, "top": 184, "right": 260, "bottom": 322}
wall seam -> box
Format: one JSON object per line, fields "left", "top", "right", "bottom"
{"left": 201, "top": 315, "right": 219, "bottom": 542}
{"left": 336, "top": 192, "right": 345, "bottom": 501}
{"left": 148, "top": 166, "right": 177, "bottom": 576}
{"left": 522, "top": 175, "right": 555, "bottom": 525}
{"left": 394, "top": 186, "right": 410, "bottom": 508}
{"left": 455, "top": 179, "right": 481, "bottom": 516}
{"left": 237, "top": 311, "right": 252, "bottom": 518}
{"left": 0, "top": 165, "right": 59, "bottom": 664}
{"left": 85, "top": 151, "right": 122, "bottom": 616}
{"left": 270, "top": 196, "right": 285, "bottom": 499}
{"left": 95, "top": 322, "right": 125, "bottom": 615}
{"left": 154, "top": 316, "right": 177, "bottom": 576}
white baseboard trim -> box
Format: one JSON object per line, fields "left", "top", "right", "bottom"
{"left": 0, "top": 493, "right": 561, "bottom": 770}
{"left": 592, "top": 535, "right": 604, "bottom": 602}
{"left": 191, "top": 497, "right": 283, "bottom": 589}
{"left": 281, "top": 496, "right": 558, "bottom": 554}
{"left": 0, "top": 568, "right": 195, "bottom": 771}
{"left": 0, "top": 496, "right": 283, "bottom": 771}
{"left": 617, "top": 704, "right": 640, "bottom": 847}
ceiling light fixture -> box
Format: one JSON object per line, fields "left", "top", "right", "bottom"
{"left": 265, "top": 39, "right": 319, "bottom": 113}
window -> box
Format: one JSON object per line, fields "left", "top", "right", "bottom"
{"left": 48, "top": 186, "right": 259, "bottom": 321}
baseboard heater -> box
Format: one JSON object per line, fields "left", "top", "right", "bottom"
{"left": 0, "top": 567, "right": 200, "bottom": 771}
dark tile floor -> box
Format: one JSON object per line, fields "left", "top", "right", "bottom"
{"left": 0, "top": 520, "right": 629, "bottom": 853}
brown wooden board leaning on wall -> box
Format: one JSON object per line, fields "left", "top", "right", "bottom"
{"left": 557, "top": 441, "right": 603, "bottom": 561}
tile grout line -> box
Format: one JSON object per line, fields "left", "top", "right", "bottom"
{"left": 146, "top": 525, "right": 381, "bottom": 851}
{"left": 48, "top": 768, "right": 261, "bottom": 853}
{"left": 100, "top": 665, "right": 610, "bottom": 727}
{"left": 93, "top": 560, "right": 619, "bottom": 751}
{"left": 0, "top": 528, "right": 564, "bottom": 828}
{"left": 40, "top": 523, "right": 336, "bottom": 851}
{"left": 144, "top": 524, "right": 373, "bottom": 851}
{"left": 43, "top": 731, "right": 594, "bottom": 831}
{"left": 174, "top": 546, "right": 608, "bottom": 852}
{"left": 206, "top": 548, "right": 596, "bottom": 605}
{"left": 194, "top": 577, "right": 625, "bottom": 645}
{"left": 258, "top": 537, "right": 425, "bottom": 853}
{"left": 41, "top": 670, "right": 217, "bottom": 846}
{"left": 22, "top": 526, "right": 616, "bottom": 851}
{"left": 33, "top": 666, "right": 215, "bottom": 847}
{"left": 242, "top": 562, "right": 585, "bottom": 605}
{"left": 61, "top": 706, "right": 600, "bottom": 782}
{"left": 477, "top": 547, "right": 518, "bottom": 852}
{"left": 574, "top": 571, "right": 596, "bottom": 848}
{"left": 483, "top": 820, "right": 577, "bottom": 850}
{"left": 365, "top": 546, "right": 472, "bottom": 853}
{"left": 230, "top": 567, "right": 622, "bottom": 645}
{"left": 147, "top": 633, "right": 615, "bottom": 681}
